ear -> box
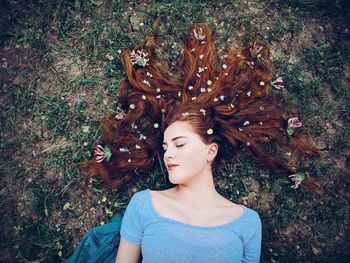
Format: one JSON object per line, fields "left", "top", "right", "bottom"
{"left": 207, "top": 142, "right": 218, "bottom": 162}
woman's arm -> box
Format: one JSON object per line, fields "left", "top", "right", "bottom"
{"left": 115, "top": 237, "right": 141, "bottom": 263}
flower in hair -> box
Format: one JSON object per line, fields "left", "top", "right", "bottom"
{"left": 193, "top": 28, "right": 205, "bottom": 41}
{"left": 207, "top": 80, "right": 212, "bottom": 86}
{"left": 220, "top": 95, "right": 225, "bottom": 101}
{"left": 178, "top": 91, "right": 182, "bottom": 97}
{"left": 156, "top": 88, "right": 161, "bottom": 93}
{"left": 200, "top": 88, "right": 206, "bottom": 93}
{"left": 154, "top": 123, "right": 159, "bottom": 128}
{"left": 146, "top": 72, "right": 153, "bottom": 78}
{"left": 271, "top": 77, "right": 284, "bottom": 90}
{"left": 182, "top": 112, "right": 189, "bottom": 117}
{"left": 142, "top": 95, "right": 147, "bottom": 100}
{"left": 213, "top": 98, "right": 218, "bottom": 102}
{"left": 119, "top": 147, "right": 130, "bottom": 152}
{"left": 289, "top": 172, "right": 305, "bottom": 189}
{"left": 198, "top": 67, "right": 205, "bottom": 73}
{"left": 207, "top": 128, "right": 213, "bottom": 135}
{"left": 115, "top": 112, "right": 126, "bottom": 120}
{"left": 249, "top": 42, "right": 263, "bottom": 57}
{"left": 287, "top": 117, "right": 302, "bottom": 135}
{"left": 199, "top": 54, "right": 204, "bottom": 60}
{"left": 207, "top": 87, "right": 212, "bottom": 92}
{"left": 191, "top": 97, "right": 197, "bottom": 101}
{"left": 247, "top": 91, "right": 251, "bottom": 97}
{"left": 129, "top": 104, "right": 135, "bottom": 110}
{"left": 259, "top": 81, "right": 265, "bottom": 86}
{"left": 200, "top": 109, "right": 206, "bottom": 116}
{"left": 188, "top": 86, "right": 193, "bottom": 90}
{"left": 143, "top": 79, "right": 151, "bottom": 87}
{"left": 139, "top": 133, "right": 147, "bottom": 140}
{"left": 130, "top": 50, "right": 149, "bottom": 67}
{"left": 243, "top": 121, "right": 250, "bottom": 126}
{"left": 94, "top": 145, "right": 112, "bottom": 163}
{"left": 135, "top": 144, "right": 141, "bottom": 150}
{"left": 222, "top": 64, "right": 227, "bottom": 69}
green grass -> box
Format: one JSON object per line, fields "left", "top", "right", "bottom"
{"left": 1, "top": 0, "right": 350, "bottom": 262}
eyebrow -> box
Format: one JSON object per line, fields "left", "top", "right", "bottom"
{"left": 162, "top": 136, "right": 188, "bottom": 145}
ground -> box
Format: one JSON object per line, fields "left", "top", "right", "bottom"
{"left": 0, "top": 0, "right": 349, "bottom": 262}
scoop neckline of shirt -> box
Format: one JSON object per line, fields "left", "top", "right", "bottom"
{"left": 145, "top": 188, "right": 246, "bottom": 229}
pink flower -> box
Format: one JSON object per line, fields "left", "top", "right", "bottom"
{"left": 271, "top": 77, "right": 284, "bottom": 90}
{"left": 193, "top": 28, "right": 205, "bottom": 41}
{"left": 288, "top": 117, "right": 302, "bottom": 129}
{"left": 130, "top": 50, "right": 149, "bottom": 67}
{"left": 249, "top": 42, "right": 263, "bottom": 57}
{"left": 94, "top": 145, "right": 112, "bottom": 163}
{"left": 287, "top": 117, "right": 302, "bottom": 136}
{"left": 115, "top": 112, "right": 126, "bottom": 120}
{"left": 288, "top": 172, "right": 305, "bottom": 189}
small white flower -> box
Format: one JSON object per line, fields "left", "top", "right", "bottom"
{"left": 259, "top": 121, "right": 263, "bottom": 125}
{"left": 247, "top": 91, "right": 251, "bottom": 97}
{"left": 207, "top": 88, "right": 212, "bottom": 92}
{"left": 199, "top": 54, "right": 204, "bottom": 60}
{"left": 238, "top": 128, "right": 243, "bottom": 131}
{"left": 213, "top": 98, "right": 218, "bottom": 102}
{"left": 182, "top": 112, "right": 189, "bottom": 117}
{"left": 222, "top": 64, "right": 227, "bottom": 69}
{"left": 207, "top": 80, "right": 212, "bottom": 86}
{"left": 220, "top": 95, "right": 225, "bottom": 101}
{"left": 191, "top": 48, "right": 195, "bottom": 52}
{"left": 191, "top": 97, "right": 197, "bottom": 101}
{"left": 142, "top": 79, "right": 151, "bottom": 87}
{"left": 243, "top": 121, "right": 250, "bottom": 126}
{"left": 200, "top": 109, "right": 206, "bottom": 116}
{"left": 196, "top": 73, "right": 201, "bottom": 78}
{"left": 156, "top": 88, "right": 161, "bottom": 93}
{"left": 198, "top": 67, "right": 205, "bottom": 73}
{"left": 188, "top": 86, "right": 193, "bottom": 90}
{"left": 200, "top": 88, "right": 206, "bottom": 93}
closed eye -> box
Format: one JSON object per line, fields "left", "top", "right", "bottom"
{"left": 163, "top": 144, "right": 185, "bottom": 151}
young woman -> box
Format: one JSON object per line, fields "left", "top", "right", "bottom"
{"left": 77, "top": 22, "right": 320, "bottom": 263}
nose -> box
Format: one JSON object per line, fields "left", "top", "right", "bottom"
{"left": 164, "top": 147, "right": 175, "bottom": 160}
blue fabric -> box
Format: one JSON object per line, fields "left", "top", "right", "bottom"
{"left": 64, "top": 211, "right": 125, "bottom": 263}
{"left": 120, "top": 189, "right": 262, "bottom": 263}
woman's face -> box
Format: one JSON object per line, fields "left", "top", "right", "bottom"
{"left": 162, "top": 121, "right": 217, "bottom": 184}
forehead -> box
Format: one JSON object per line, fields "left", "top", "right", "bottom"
{"left": 163, "top": 122, "right": 195, "bottom": 140}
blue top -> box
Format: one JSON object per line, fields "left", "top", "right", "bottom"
{"left": 120, "top": 189, "right": 262, "bottom": 263}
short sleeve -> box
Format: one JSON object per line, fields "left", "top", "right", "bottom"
{"left": 120, "top": 192, "right": 144, "bottom": 244}
{"left": 242, "top": 212, "right": 262, "bottom": 263}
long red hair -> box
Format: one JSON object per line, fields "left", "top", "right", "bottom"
{"left": 77, "top": 22, "right": 321, "bottom": 192}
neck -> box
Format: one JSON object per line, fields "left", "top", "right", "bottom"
{"left": 172, "top": 166, "right": 220, "bottom": 209}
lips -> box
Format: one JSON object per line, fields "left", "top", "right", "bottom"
{"left": 167, "top": 164, "right": 179, "bottom": 170}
